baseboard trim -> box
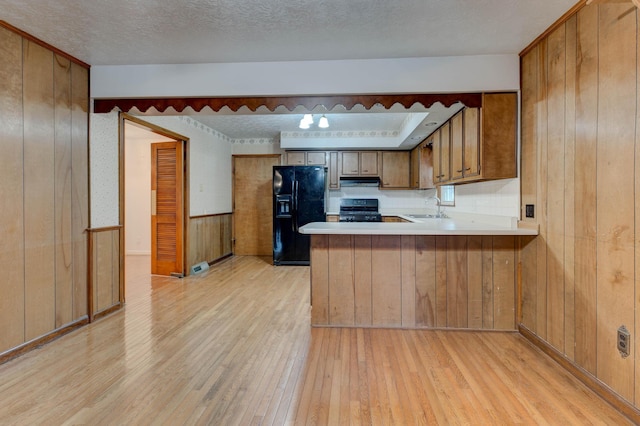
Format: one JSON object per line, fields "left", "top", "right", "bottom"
{"left": 0, "top": 317, "right": 90, "bottom": 365}
{"left": 518, "top": 324, "right": 640, "bottom": 424}
{"left": 93, "top": 303, "right": 123, "bottom": 322}
{"left": 209, "top": 253, "right": 233, "bottom": 267}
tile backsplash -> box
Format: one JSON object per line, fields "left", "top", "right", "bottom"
{"left": 327, "top": 178, "right": 519, "bottom": 218}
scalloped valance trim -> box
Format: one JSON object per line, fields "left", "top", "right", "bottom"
{"left": 93, "top": 93, "right": 483, "bottom": 114}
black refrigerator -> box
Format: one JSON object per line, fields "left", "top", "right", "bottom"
{"left": 273, "top": 165, "right": 326, "bottom": 265}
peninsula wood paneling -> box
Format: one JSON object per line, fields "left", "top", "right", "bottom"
{"left": 0, "top": 24, "right": 89, "bottom": 357}
{"left": 0, "top": 26, "right": 25, "bottom": 353}
{"left": 186, "top": 214, "right": 232, "bottom": 271}
{"left": 519, "top": 1, "right": 640, "bottom": 408}
{"left": 310, "top": 235, "right": 517, "bottom": 330}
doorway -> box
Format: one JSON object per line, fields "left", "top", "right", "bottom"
{"left": 121, "top": 115, "right": 189, "bottom": 299}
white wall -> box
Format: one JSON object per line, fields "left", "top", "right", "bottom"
{"left": 143, "top": 116, "right": 233, "bottom": 217}
{"left": 231, "top": 138, "right": 283, "bottom": 155}
{"left": 124, "top": 132, "right": 152, "bottom": 255}
{"left": 91, "top": 55, "right": 519, "bottom": 98}
{"left": 90, "top": 111, "right": 120, "bottom": 227}
{"left": 90, "top": 114, "right": 233, "bottom": 227}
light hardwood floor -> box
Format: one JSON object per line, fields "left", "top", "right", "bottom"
{"left": 0, "top": 255, "right": 631, "bottom": 424}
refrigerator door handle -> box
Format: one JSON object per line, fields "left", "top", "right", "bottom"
{"left": 292, "top": 180, "right": 299, "bottom": 231}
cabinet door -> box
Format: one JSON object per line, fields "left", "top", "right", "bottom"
{"left": 341, "top": 152, "right": 360, "bottom": 175}
{"left": 463, "top": 108, "right": 480, "bottom": 178}
{"left": 286, "top": 152, "right": 305, "bottom": 165}
{"left": 439, "top": 122, "right": 451, "bottom": 183}
{"left": 381, "top": 151, "right": 410, "bottom": 188}
{"left": 450, "top": 112, "right": 464, "bottom": 181}
{"left": 410, "top": 146, "right": 420, "bottom": 188}
{"left": 432, "top": 130, "right": 442, "bottom": 183}
{"left": 306, "top": 151, "right": 327, "bottom": 165}
{"left": 359, "top": 151, "right": 378, "bottom": 175}
{"left": 328, "top": 151, "right": 340, "bottom": 189}
{"left": 419, "top": 141, "right": 435, "bottom": 189}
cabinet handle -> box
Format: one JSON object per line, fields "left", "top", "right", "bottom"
{"left": 362, "top": 169, "right": 368, "bottom": 172}
{"left": 456, "top": 169, "right": 463, "bottom": 173}
{"left": 465, "top": 167, "right": 471, "bottom": 171}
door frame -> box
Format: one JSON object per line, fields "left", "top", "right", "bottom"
{"left": 119, "top": 113, "right": 190, "bottom": 302}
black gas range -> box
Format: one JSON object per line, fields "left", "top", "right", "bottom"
{"left": 338, "top": 198, "right": 382, "bottom": 222}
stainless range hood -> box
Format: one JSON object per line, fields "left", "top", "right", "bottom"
{"left": 339, "top": 177, "right": 381, "bottom": 187}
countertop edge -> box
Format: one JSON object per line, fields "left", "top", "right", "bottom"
{"left": 299, "top": 221, "right": 539, "bottom": 236}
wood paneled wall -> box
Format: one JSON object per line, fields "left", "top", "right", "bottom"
{"left": 187, "top": 214, "right": 233, "bottom": 272}
{"left": 0, "top": 24, "right": 89, "bottom": 354}
{"left": 311, "top": 235, "right": 517, "bottom": 330}
{"left": 520, "top": 2, "right": 640, "bottom": 406}
{"left": 88, "top": 228, "right": 122, "bottom": 319}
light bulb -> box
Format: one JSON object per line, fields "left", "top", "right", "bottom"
{"left": 318, "top": 115, "right": 329, "bottom": 128}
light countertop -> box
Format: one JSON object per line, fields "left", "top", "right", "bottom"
{"left": 302, "top": 214, "right": 538, "bottom": 236}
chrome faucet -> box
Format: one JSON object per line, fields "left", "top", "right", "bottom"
{"left": 428, "top": 196, "right": 446, "bottom": 218}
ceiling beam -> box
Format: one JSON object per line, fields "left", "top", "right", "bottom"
{"left": 93, "top": 93, "right": 484, "bottom": 115}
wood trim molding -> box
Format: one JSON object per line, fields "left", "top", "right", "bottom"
{"left": 86, "top": 225, "right": 123, "bottom": 233}
{"left": 190, "top": 212, "right": 232, "bottom": 219}
{"left": 518, "top": 325, "right": 640, "bottom": 424}
{"left": 0, "top": 318, "right": 89, "bottom": 365}
{"left": 92, "top": 303, "right": 123, "bottom": 322}
{"left": 0, "top": 20, "right": 90, "bottom": 68}
{"left": 94, "top": 93, "right": 484, "bottom": 114}
{"left": 519, "top": 0, "right": 588, "bottom": 57}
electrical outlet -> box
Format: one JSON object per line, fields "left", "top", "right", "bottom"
{"left": 618, "top": 325, "right": 630, "bottom": 358}
{"left": 525, "top": 204, "right": 535, "bottom": 218}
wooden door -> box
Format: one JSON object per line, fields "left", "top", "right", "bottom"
{"left": 233, "top": 155, "right": 281, "bottom": 256}
{"left": 151, "top": 142, "right": 184, "bottom": 276}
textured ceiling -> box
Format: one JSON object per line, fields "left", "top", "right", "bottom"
{"left": 1, "top": 0, "right": 576, "bottom": 144}
{"left": 2, "top": 0, "right": 576, "bottom": 66}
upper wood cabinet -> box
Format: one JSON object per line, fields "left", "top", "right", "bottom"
{"left": 380, "top": 151, "right": 410, "bottom": 189}
{"left": 340, "top": 151, "right": 378, "bottom": 176}
{"left": 328, "top": 151, "right": 340, "bottom": 189}
{"left": 432, "top": 122, "right": 451, "bottom": 184}
{"left": 431, "top": 92, "right": 517, "bottom": 185}
{"left": 450, "top": 112, "right": 464, "bottom": 181}
{"left": 410, "top": 139, "right": 434, "bottom": 189}
{"left": 285, "top": 151, "right": 327, "bottom": 166}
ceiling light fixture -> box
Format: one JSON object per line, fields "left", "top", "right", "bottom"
{"left": 299, "top": 114, "right": 313, "bottom": 129}
{"left": 318, "top": 115, "right": 329, "bottom": 129}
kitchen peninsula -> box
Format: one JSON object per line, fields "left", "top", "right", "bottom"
{"left": 299, "top": 217, "right": 537, "bottom": 331}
